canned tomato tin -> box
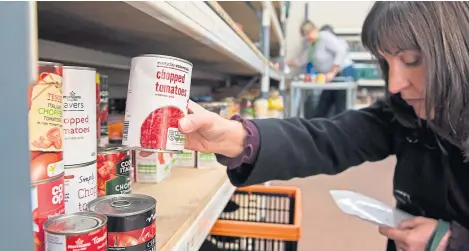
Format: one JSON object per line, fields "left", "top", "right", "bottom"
{"left": 62, "top": 66, "right": 97, "bottom": 165}
{"left": 88, "top": 194, "right": 157, "bottom": 251}
{"left": 99, "top": 74, "right": 109, "bottom": 147}
{"left": 64, "top": 161, "right": 97, "bottom": 213}
{"left": 30, "top": 62, "right": 64, "bottom": 153}
{"left": 97, "top": 147, "right": 132, "bottom": 197}
{"left": 123, "top": 55, "right": 192, "bottom": 153}
{"left": 44, "top": 212, "right": 107, "bottom": 251}
{"left": 31, "top": 173, "right": 66, "bottom": 251}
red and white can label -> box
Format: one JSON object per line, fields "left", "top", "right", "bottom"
{"left": 45, "top": 225, "right": 107, "bottom": 251}
{"left": 64, "top": 162, "right": 97, "bottom": 213}
{"left": 123, "top": 55, "right": 192, "bottom": 151}
{"left": 62, "top": 67, "right": 97, "bottom": 165}
{"left": 32, "top": 175, "right": 66, "bottom": 251}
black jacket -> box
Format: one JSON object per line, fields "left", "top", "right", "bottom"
{"left": 226, "top": 98, "right": 469, "bottom": 250}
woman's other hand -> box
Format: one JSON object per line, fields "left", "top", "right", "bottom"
{"left": 378, "top": 217, "right": 450, "bottom": 251}
{"left": 178, "top": 100, "right": 246, "bottom": 158}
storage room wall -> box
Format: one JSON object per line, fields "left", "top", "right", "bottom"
{"left": 285, "top": 1, "right": 374, "bottom": 61}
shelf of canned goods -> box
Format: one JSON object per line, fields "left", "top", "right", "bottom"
{"left": 1, "top": 1, "right": 288, "bottom": 251}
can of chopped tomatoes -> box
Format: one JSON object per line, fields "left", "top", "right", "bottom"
{"left": 44, "top": 212, "right": 107, "bottom": 251}
{"left": 31, "top": 173, "right": 66, "bottom": 251}
{"left": 30, "top": 62, "right": 64, "bottom": 153}
{"left": 88, "top": 194, "right": 157, "bottom": 251}
{"left": 122, "top": 55, "right": 192, "bottom": 153}
{"left": 64, "top": 161, "right": 97, "bottom": 213}
{"left": 62, "top": 66, "right": 97, "bottom": 165}
{"left": 97, "top": 147, "right": 132, "bottom": 197}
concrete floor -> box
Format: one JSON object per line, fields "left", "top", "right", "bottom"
{"left": 273, "top": 156, "right": 397, "bottom": 251}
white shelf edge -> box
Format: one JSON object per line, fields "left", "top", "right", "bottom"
{"left": 171, "top": 178, "right": 235, "bottom": 251}
{"left": 125, "top": 1, "right": 269, "bottom": 76}
{"left": 357, "top": 79, "right": 385, "bottom": 87}
{"left": 266, "top": 1, "right": 285, "bottom": 46}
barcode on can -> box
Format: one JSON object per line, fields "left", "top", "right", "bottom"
{"left": 123, "top": 121, "right": 129, "bottom": 141}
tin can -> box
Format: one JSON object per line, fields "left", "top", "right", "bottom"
{"left": 30, "top": 62, "right": 64, "bottom": 153}
{"left": 88, "top": 194, "right": 157, "bottom": 250}
{"left": 64, "top": 161, "right": 97, "bottom": 213}
{"left": 99, "top": 74, "right": 109, "bottom": 147}
{"left": 62, "top": 66, "right": 97, "bottom": 165}
{"left": 31, "top": 173, "right": 66, "bottom": 251}
{"left": 123, "top": 54, "right": 192, "bottom": 153}
{"left": 97, "top": 147, "right": 132, "bottom": 197}
{"left": 96, "top": 72, "right": 101, "bottom": 146}
{"left": 44, "top": 212, "right": 107, "bottom": 251}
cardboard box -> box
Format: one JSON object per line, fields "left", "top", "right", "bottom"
{"left": 134, "top": 151, "right": 176, "bottom": 183}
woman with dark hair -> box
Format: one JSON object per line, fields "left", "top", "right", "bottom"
{"left": 179, "top": 2, "right": 469, "bottom": 250}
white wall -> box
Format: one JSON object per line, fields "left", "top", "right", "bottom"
{"left": 285, "top": 1, "right": 374, "bottom": 60}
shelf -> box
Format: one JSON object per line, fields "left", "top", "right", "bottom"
{"left": 216, "top": 1, "right": 284, "bottom": 57}
{"left": 354, "top": 103, "right": 371, "bottom": 110}
{"left": 37, "top": 1, "right": 281, "bottom": 80}
{"left": 357, "top": 79, "right": 385, "bottom": 87}
{"left": 350, "top": 51, "right": 374, "bottom": 61}
{"left": 132, "top": 166, "right": 235, "bottom": 251}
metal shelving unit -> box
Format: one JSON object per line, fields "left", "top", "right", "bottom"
{"left": 2, "top": 1, "right": 287, "bottom": 251}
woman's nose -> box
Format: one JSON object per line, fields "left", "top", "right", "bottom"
{"left": 387, "top": 69, "right": 410, "bottom": 94}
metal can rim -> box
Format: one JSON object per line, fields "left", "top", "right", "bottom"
{"left": 64, "top": 160, "right": 97, "bottom": 169}
{"left": 88, "top": 194, "right": 157, "bottom": 217}
{"left": 63, "top": 65, "right": 97, "bottom": 71}
{"left": 134, "top": 54, "right": 193, "bottom": 67}
{"left": 98, "top": 146, "right": 129, "bottom": 154}
{"left": 38, "top": 61, "right": 63, "bottom": 67}
{"left": 30, "top": 172, "right": 64, "bottom": 186}
{"left": 44, "top": 212, "right": 108, "bottom": 236}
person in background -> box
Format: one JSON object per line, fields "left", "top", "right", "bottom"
{"left": 289, "top": 20, "right": 356, "bottom": 118}
{"left": 179, "top": 2, "right": 469, "bottom": 250}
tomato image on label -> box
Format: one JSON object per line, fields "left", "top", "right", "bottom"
{"left": 30, "top": 152, "right": 64, "bottom": 183}
{"left": 97, "top": 148, "right": 132, "bottom": 197}
{"left": 140, "top": 106, "right": 185, "bottom": 150}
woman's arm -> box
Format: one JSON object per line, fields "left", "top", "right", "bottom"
{"left": 222, "top": 100, "right": 395, "bottom": 186}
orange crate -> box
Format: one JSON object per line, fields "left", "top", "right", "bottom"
{"left": 204, "top": 185, "right": 302, "bottom": 251}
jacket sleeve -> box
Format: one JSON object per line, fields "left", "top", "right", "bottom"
{"left": 446, "top": 221, "right": 469, "bottom": 251}
{"left": 226, "top": 100, "right": 395, "bottom": 187}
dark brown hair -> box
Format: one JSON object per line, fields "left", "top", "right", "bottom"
{"left": 362, "top": 2, "right": 469, "bottom": 216}
{"left": 362, "top": 2, "right": 469, "bottom": 153}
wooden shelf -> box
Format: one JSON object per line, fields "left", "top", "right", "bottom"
{"left": 132, "top": 165, "right": 235, "bottom": 251}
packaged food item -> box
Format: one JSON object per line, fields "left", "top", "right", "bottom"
{"left": 88, "top": 194, "right": 157, "bottom": 251}
{"left": 64, "top": 162, "right": 97, "bottom": 213}
{"left": 62, "top": 66, "right": 97, "bottom": 165}
{"left": 99, "top": 74, "right": 109, "bottom": 147}
{"left": 31, "top": 173, "right": 66, "bottom": 251}
{"left": 134, "top": 151, "right": 176, "bottom": 183}
{"left": 254, "top": 97, "right": 269, "bottom": 119}
{"left": 330, "top": 190, "right": 413, "bottom": 227}
{"left": 196, "top": 152, "right": 219, "bottom": 168}
{"left": 176, "top": 150, "right": 196, "bottom": 167}
{"left": 30, "top": 62, "right": 63, "bottom": 153}
{"left": 123, "top": 54, "right": 192, "bottom": 153}
{"left": 44, "top": 212, "right": 107, "bottom": 251}
{"left": 97, "top": 147, "right": 132, "bottom": 197}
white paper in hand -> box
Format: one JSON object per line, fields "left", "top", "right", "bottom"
{"left": 330, "top": 190, "right": 414, "bottom": 227}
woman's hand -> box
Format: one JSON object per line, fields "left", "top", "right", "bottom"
{"left": 379, "top": 217, "right": 450, "bottom": 251}
{"left": 178, "top": 100, "right": 246, "bottom": 158}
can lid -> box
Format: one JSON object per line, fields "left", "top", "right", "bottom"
{"left": 136, "top": 54, "right": 193, "bottom": 66}
{"left": 98, "top": 146, "right": 129, "bottom": 154}
{"left": 63, "top": 65, "right": 97, "bottom": 71}
{"left": 88, "top": 194, "right": 157, "bottom": 217}
{"left": 44, "top": 212, "right": 107, "bottom": 235}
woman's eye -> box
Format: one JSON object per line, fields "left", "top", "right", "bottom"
{"left": 402, "top": 55, "right": 421, "bottom": 66}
